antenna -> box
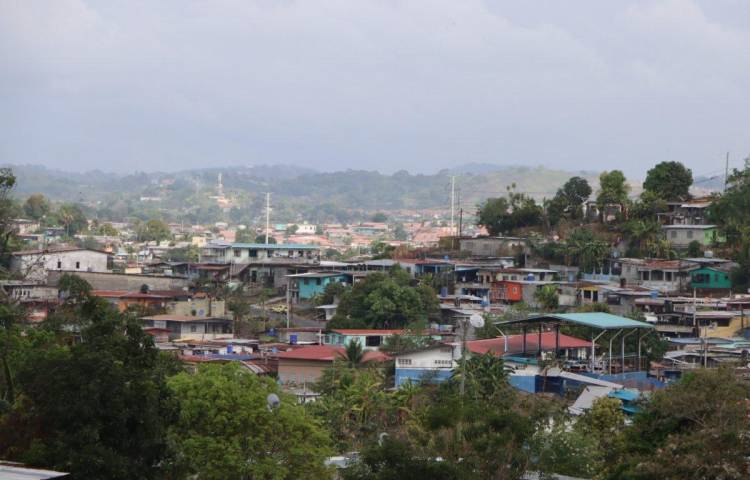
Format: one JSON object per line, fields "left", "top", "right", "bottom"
{"left": 265, "top": 192, "right": 271, "bottom": 244}
{"left": 450, "top": 176, "right": 455, "bottom": 236}
{"left": 724, "top": 152, "right": 729, "bottom": 192}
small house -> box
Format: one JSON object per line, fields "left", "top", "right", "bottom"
{"left": 662, "top": 224, "right": 725, "bottom": 248}
{"left": 286, "top": 271, "right": 348, "bottom": 302}
{"left": 689, "top": 266, "right": 732, "bottom": 292}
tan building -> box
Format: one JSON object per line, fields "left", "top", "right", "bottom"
{"left": 276, "top": 345, "right": 389, "bottom": 386}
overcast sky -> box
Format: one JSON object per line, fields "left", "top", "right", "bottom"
{"left": 1, "top": 0, "right": 748, "bottom": 177}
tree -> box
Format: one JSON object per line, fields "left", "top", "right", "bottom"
{"left": 342, "top": 437, "right": 461, "bottom": 480}
{"left": 235, "top": 228, "right": 255, "bottom": 243}
{"left": 596, "top": 170, "right": 629, "bottom": 222}
{"left": 477, "top": 192, "right": 543, "bottom": 236}
{"left": 96, "top": 222, "right": 120, "bottom": 236}
{"left": 643, "top": 161, "right": 693, "bottom": 201}
{"left": 533, "top": 285, "right": 559, "bottom": 311}
{"left": 58, "top": 203, "right": 88, "bottom": 236}
{"left": 329, "top": 267, "right": 438, "bottom": 329}
{"left": 371, "top": 212, "right": 388, "bottom": 223}
{"left": 0, "top": 291, "right": 179, "bottom": 479}
{"left": 167, "top": 363, "right": 332, "bottom": 480}
{"left": 609, "top": 368, "right": 750, "bottom": 480}
{"left": 255, "top": 234, "right": 277, "bottom": 244}
{"left": 135, "top": 219, "right": 172, "bottom": 242}
{"left": 23, "top": 194, "right": 50, "bottom": 221}
{"left": 343, "top": 339, "right": 365, "bottom": 367}
{"left": 564, "top": 229, "right": 609, "bottom": 272}
{"left": 686, "top": 240, "right": 702, "bottom": 257}
{"left": 285, "top": 224, "right": 299, "bottom": 235}
{"left": 548, "top": 177, "right": 592, "bottom": 225}
{"left": 0, "top": 169, "right": 20, "bottom": 270}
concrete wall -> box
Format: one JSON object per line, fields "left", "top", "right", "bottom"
{"left": 47, "top": 270, "right": 190, "bottom": 291}
{"left": 12, "top": 250, "right": 110, "bottom": 281}
{"left": 277, "top": 360, "right": 329, "bottom": 385}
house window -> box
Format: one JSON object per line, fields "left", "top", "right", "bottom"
{"left": 234, "top": 250, "right": 241, "bottom": 257}
{"left": 316, "top": 278, "right": 322, "bottom": 286}
{"left": 397, "top": 358, "right": 412, "bottom": 366}
{"left": 434, "top": 359, "right": 452, "bottom": 366}
{"left": 365, "top": 335, "right": 381, "bottom": 347}
{"left": 57, "top": 260, "right": 62, "bottom": 269}
{"left": 190, "top": 325, "right": 197, "bottom": 332}
{"left": 686, "top": 230, "right": 693, "bottom": 239}
{"left": 75, "top": 261, "right": 80, "bottom": 269}
{"left": 303, "top": 278, "right": 309, "bottom": 285}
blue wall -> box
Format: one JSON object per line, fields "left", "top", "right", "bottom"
{"left": 297, "top": 275, "right": 347, "bottom": 300}
{"left": 395, "top": 368, "right": 453, "bottom": 387}
{"left": 509, "top": 375, "right": 537, "bottom": 393}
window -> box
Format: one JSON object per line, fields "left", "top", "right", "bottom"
{"left": 686, "top": 230, "right": 693, "bottom": 239}
{"left": 190, "top": 325, "right": 197, "bottom": 332}
{"left": 397, "top": 358, "right": 412, "bottom": 366}
{"left": 434, "top": 359, "right": 452, "bottom": 366}
{"left": 316, "top": 278, "right": 322, "bottom": 286}
{"left": 365, "top": 335, "right": 381, "bottom": 347}
{"left": 303, "top": 278, "right": 309, "bottom": 285}
{"left": 75, "top": 261, "right": 80, "bottom": 269}
{"left": 671, "top": 230, "right": 677, "bottom": 238}
{"left": 234, "top": 250, "right": 241, "bottom": 257}
{"left": 57, "top": 260, "right": 62, "bottom": 269}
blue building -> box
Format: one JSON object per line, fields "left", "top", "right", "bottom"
{"left": 286, "top": 271, "right": 348, "bottom": 302}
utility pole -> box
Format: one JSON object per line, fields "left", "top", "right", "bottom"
{"left": 265, "top": 192, "right": 271, "bottom": 244}
{"left": 450, "top": 176, "right": 455, "bottom": 236}
{"left": 724, "top": 152, "right": 730, "bottom": 192}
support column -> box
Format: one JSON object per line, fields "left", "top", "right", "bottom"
{"left": 555, "top": 324, "right": 560, "bottom": 358}
{"left": 522, "top": 325, "right": 527, "bottom": 355}
{"left": 622, "top": 330, "right": 635, "bottom": 373}
{"left": 538, "top": 323, "right": 543, "bottom": 356}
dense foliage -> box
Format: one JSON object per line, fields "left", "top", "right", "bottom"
{"left": 328, "top": 267, "right": 438, "bottom": 329}
{"left": 643, "top": 161, "right": 693, "bottom": 201}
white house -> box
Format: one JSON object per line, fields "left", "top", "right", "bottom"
{"left": 393, "top": 344, "right": 460, "bottom": 387}
{"left": 10, "top": 247, "right": 111, "bottom": 281}
{"left": 295, "top": 223, "right": 317, "bottom": 235}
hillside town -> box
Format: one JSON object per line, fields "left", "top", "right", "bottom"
{"left": 0, "top": 158, "right": 749, "bottom": 479}
{"left": 3, "top": 1, "right": 750, "bottom": 478}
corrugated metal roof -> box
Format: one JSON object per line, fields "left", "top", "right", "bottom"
{"left": 498, "top": 312, "right": 654, "bottom": 330}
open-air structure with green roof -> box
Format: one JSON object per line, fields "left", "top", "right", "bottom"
{"left": 495, "top": 312, "right": 655, "bottom": 374}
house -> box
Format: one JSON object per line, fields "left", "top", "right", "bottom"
{"left": 615, "top": 258, "right": 696, "bottom": 293}
{"left": 393, "top": 332, "right": 592, "bottom": 388}
{"left": 689, "top": 266, "right": 733, "bottom": 293}
{"left": 286, "top": 271, "right": 349, "bottom": 302}
{"left": 0, "top": 280, "right": 59, "bottom": 322}
{"left": 276, "top": 345, "right": 389, "bottom": 385}
{"left": 201, "top": 242, "right": 320, "bottom": 264}
{"left": 394, "top": 344, "right": 460, "bottom": 387}
{"left": 662, "top": 224, "right": 725, "bottom": 248}
{"left": 10, "top": 246, "right": 111, "bottom": 281}
{"left": 352, "top": 223, "right": 388, "bottom": 236}
{"left": 324, "top": 328, "right": 406, "bottom": 350}
{"left": 657, "top": 198, "right": 713, "bottom": 225}
{"left": 295, "top": 223, "right": 317, "bottom": 235}
{"left": 140, "top": 314, "right": 233, "bottom": 341}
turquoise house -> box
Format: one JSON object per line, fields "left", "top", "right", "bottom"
{"left": 286, "top": 272, "right": 348, "bottom": 301}
{"left": 690, "top": 266, "right": 732, "bottom": 290}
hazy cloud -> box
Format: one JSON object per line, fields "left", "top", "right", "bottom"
{"left": 1, "top": 0, "right": 748, "bottom": 176}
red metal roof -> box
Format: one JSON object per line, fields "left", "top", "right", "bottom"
{"left": 329, "top": 329, "right": 405, "bottom": 335}
{"left": 276, "top": 345, "right": 390, "bottom": 363}
{"left": 466, "top": 332, "right": 590, "bottom": 356}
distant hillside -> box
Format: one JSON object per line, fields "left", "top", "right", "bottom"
{"left": 3, "top": 163, "right": 609, "bottom": 224}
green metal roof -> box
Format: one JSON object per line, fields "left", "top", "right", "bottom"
{"left": 231, "top": 243, "right": 320, "bottom": 250}
{"left": 496, "top": 312, "right": 654, "bottom": 330}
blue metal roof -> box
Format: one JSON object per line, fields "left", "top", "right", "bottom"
{"left": 497, "top": 312, "right": 654, "bottom": 330}
{"left": 231, "top": 243, "right": 320, "bottom": 250}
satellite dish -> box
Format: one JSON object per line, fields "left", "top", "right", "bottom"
{"left": 469, "top": 314, "right": 485, "bottom": 329}
{"left": 267, "top": 393, "right": 280, "bottom": 411}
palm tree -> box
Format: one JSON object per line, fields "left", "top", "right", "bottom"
{"left": 343, "top": 339, "right": 365, "bottom": 367}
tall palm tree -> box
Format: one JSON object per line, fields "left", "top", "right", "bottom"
{"left": 343, "top": 339, "right": 365, "bottom": 367}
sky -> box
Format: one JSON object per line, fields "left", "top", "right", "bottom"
{"left": 1, "top": 0, "right": 748, "bottom": 177}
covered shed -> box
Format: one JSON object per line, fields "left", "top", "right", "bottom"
{"left": 495, "top": 312, "right": 655, "bottom": 374}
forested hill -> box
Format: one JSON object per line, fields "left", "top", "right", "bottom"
{"left": 5, "top": 163, "right": 601, "bottom": 210}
